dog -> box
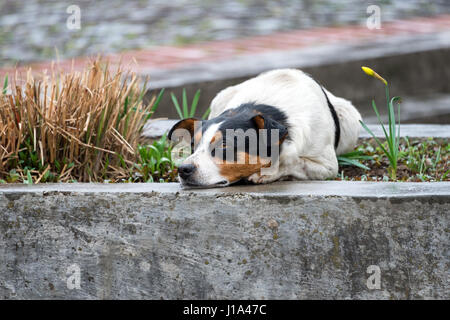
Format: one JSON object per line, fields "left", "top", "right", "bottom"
{"left": 168, "top": 69, "right": 361, "bottom": 187}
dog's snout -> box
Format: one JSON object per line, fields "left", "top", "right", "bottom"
{"left": 178, "top": 164, "right": 196, "bottom": 180}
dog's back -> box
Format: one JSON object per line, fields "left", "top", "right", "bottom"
{"left": 210, "top": 68, "right": 361, "bottom": 156}
{"left": 321, "top": 88, "right": 362, "bottom": 155}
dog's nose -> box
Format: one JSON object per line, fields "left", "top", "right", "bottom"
{"left": 178, "top": 164, "right": 196, "bottom": 180}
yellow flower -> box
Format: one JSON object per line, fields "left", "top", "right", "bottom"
{"left": 361, "top": 66, "right": 388, "bottom": 85}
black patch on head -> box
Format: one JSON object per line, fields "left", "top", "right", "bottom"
{"left": 168, "top": 118, "right": 198, "bottom": 141}
{"left": 168, "top": 118, "right": 204, "bottom": 155}
{"left": 209, "top": 103, "right": 289, "bottom": 160}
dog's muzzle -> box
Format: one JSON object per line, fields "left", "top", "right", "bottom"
{"left": 178, "top": 163, "right": 229, "bottom": 188}
{"left": 178, "top": 164, "right": 196, "bottom": 180}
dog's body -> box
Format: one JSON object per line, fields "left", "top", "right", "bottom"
{"left": 169, "top": 69, "right": 361, "bottom": 187}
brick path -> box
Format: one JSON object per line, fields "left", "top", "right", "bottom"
{"left": 1, "top": 14, "right": 450, "bottom": 80}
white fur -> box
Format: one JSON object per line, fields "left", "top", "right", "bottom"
{"left": 207, "top": 68, "right": 362, "bottom": 184}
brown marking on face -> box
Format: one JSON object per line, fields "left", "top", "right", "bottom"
{"left": 251, "top": 114, "right": 288, "bottom": 146}
{"left": 168, "top": 118, "right": 197, "bottom": 143}
{"left": 209, "top": 130, "right": 223, "bottom": 146}
{"left": 216, "top": 151, "right": 271, "bottom": 183}
{"left": 252, "top": 114, "right": 265, "bottom": 130}
{"left": 194, "top": 130, "right": 203, "bottom": 146}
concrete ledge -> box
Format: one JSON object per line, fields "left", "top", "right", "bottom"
{"left": 358, "top": 124, "right": 450, "bottom": 138}
{"left": 0, "top": 181, "right": 448, "bottom": 299}
{"left": 142, "top": 121, "right": 450, "bottom": 140}
{"left": 147, "top": 35, "right": 450, "bottom": 123}
{"left": 148, "top": 32, "right": 450, "bottom": 90}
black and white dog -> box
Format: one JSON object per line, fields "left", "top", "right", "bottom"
{"left": 169, "top": 69, "right": 361, "bottom": 187}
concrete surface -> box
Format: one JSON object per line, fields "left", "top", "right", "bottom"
{"left": 142, "top": 120, "right": 450, "bottom": 140}
{"left": 4, "top": 0, "right": 448, "bottom": 66}
{"left": 0, "top": 181, "right": 448, "bottom": 299}
{"left": 357, "top": 124, "right": 450, "bottom": 139}
{"left": 147, "top": 32, "right": 450, "bottom": 89}
{"left": 364, "top": 93, "right": 450, "bottom": 125}
{"left": 147, "top": 33, "right": 450, "bottom": 124}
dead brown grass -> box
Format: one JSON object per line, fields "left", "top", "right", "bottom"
{"left": 0, "top": 59, "right": 157, "bottom": 182}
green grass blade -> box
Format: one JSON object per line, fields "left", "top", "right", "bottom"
{"left": 116, "top": 96, "right": 129, "bottom": 128}
{"left": 389, "top": 97, "right": 401, "bottom": 153}
{"left": 433, "top": 146, "right": 441, "bottom": 168}
{"left": 338, "top": 150, "right": 373, "bottom": 160}
{"left": 96, "top": 107, "right": 107, "bottom": 146}
{"left": 441, "top": 169, "right": 450, "bottom": 181}
{"left": 149, "top": 88, "right": 165, "bottom": 116}
{"left": 157, "top": 157, "right": 171, "bottom": 170}
{"left": 182, "top": 89, "right": 188, "bottom": 118}
{"left": 396, "top": 99, "right": 401, "bottom": 155}
{"left": 371, "top": 100, "right": 389, "bottom": 139}
{"left": 189, "top": 89, "right": 201, "bottom": 118}
{"left": 139, "top": 88, "right": 166, "bottom": 132}
{"left": 2, "top": 74, "right": 8, "bottom": 95}
{"left": 132, "top": 80, "right": 148, "bottom": 111}
{"left": 337, "top": 157, "right": 370, "bottom": 170}
{"left": 385, "top": 86, "right": 393, "bottom": 148}
{"left": 170, "top": 92, "right": 184, "bottom": 119}
{"left": 201, "top": 107, "right": 211, "bottom": 120}
{"left": 360, "top": 120, "right": 396, "bottom": 166}
{"left": 26, "top": 170, "right": 33, "bottom": 185}
{"left": 148, "top": 145, "right": 161, "bottom": 159}
{"left": 359, "top": 120, "right": 389, "bottom": 156}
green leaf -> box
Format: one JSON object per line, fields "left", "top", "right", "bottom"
{"left": 189, "top": 90, "right": 201, "bottom": 118}
{"left": 337, "top": 157, "right": 370, "bottom": 170}
{"left": 2, "top": 74, "right": 8, "bottom": 95}
{"left": 26, "top": 170, "right": 33, "bottom": 185}
{"left": 338, "top": 150, "right": 373, "bottom": 161}
{"left": 158, "top": 157, "right": 171, "bottom": 167}
{"left": 170, "top": 92, "right": 184, "bottom": 119}
{"left": 359, "top": 120, "right": 389, "bottom": 156}
{"left": 148, "top": 88, "right": 165, "bottom": 117}
{"left": 371, "top": 100, "right": 389, "bottom": 140}
{"left": 441, "top": 169, "right": 449, "bottom": 181}
{"left": 182, "top": 89, "right": 188, "bottom": 118}
{"left": 202, "top": 107, "right": 211, "bottom": 120}
{"left": 433, "top": 146, "right": 441, "bottom": 168}
{"left": 96, "top": 107, "right": 107, "bottom": 147}
{"left": 148, "top": 145, "right": 161, "bottom": 159}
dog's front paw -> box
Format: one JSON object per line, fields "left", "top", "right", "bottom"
{"left": 247, "top": 172, "right": 262, "bottom": 184}
{"left": 247, "top": 172, "right": 278, "bottom": 184}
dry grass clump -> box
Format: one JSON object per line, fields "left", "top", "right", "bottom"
{"left": 0, "top": 59, "right": 160, "bottom": 183}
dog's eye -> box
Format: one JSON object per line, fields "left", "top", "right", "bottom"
{"left": 210, "top": 142, "right": 227, "bottom": 157}
{"left": 210, "top": 140, "right": 225, "bottom": 150}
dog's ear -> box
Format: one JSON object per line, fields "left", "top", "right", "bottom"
{"left": 252, "top": 114, "right": 288, "bottom": 143}
{"left": 168, "top": 118, "right": 198, "bottom": 143}
{"left": 252, "top": 114, "right": 288, "bottom": 158}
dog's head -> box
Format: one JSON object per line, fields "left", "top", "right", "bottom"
{"left": 168, "top": 103, "right": 288, "bottom": 188}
